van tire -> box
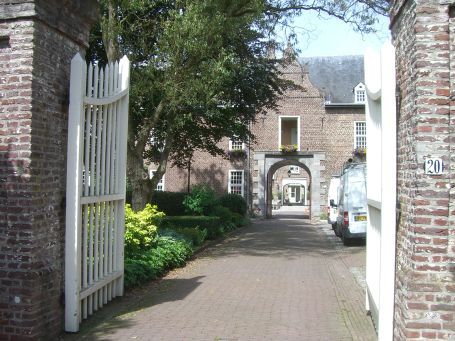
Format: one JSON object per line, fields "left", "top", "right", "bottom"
{"left": 342, "top": 232, "right": 350, "bottom": 246}
{"left": 335, "top": 224, "right": 341, "bottom": 237}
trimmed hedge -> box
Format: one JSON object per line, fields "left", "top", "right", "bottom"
{"left": 161, "top": 216, "right": 223, "bottom": 240}
{"left": 232, "top": 212, "right": 249, "bottom": 227}
{"left": 150, "top": 191, "right": 187, "bottom": 216}
{"left": 160, "top": 227, "right": 207, "bottom": 247}
{"left": 217, "top": 193, "right": 247, "bottom": 216}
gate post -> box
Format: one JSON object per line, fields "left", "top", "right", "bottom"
{"left": 65, "top": 54, "right": 87, "bottom": 332}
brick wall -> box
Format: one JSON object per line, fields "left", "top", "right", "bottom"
{"left": 0, "top": 1, "right": 97, "bottom": 339}
{"left": 391, "top": 0, "right": 455, "bottom": 339}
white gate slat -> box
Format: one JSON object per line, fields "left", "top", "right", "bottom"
{"left": 65, "top": 53, "right": 130, "bottom": 332}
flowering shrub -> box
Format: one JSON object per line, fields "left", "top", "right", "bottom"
{"left": 352, "top": 147, "right": 366, "bottom": 157}
{"left": 280, "top": 144, "right": 298, "bottom": 153}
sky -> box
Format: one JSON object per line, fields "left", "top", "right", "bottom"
{"left": 284, "top": 11, "right": 391, "bottom": 58}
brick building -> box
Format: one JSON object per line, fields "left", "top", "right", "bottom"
{"left": 155, "top": 54, "right": 367, "bottom": 218}
{"left": 0, "top": 1, "right": 97, "bottom": 339}
{"left": 389, "top": 0, "right": 455, "bottom": 339}
{"left": 1, "top": 0, "right": 452, "bottom": 339}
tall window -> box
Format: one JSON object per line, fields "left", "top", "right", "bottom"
{"left": 279, "top": 116, "right": 300, "bottom": 151}
{"left": 355, "top": 122, "right": 367, "bottom": 149}
{"left": 228, "top": 170, "right": 244, "bottom": 196}
{"left": 229, "top": 139, "right": 244, "bottom": 150}
{"left": 149, "top": 170, "right": 165, "bottom": 191}
{"left": 354, "top": 83, "right": 366, "bottom": 104}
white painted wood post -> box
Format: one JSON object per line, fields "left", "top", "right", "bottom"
{"left": 378, "top": 42, "right": 397, "bottom": 341}
{"left": 65, "top": 53, "right": 86, "bottom": 332}
{"left": 365, "top": 42, "right": 397, "bottom": 341}
{"left": 116, "top": 56, "right": 130, "bottom": 296}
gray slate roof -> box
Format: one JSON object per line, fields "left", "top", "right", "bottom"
{"left": 300, "top": 55, "right": 364, "bottom": 104}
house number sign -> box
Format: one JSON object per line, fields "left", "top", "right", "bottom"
{"left": 424, "top": 158, "right": 444, "bottom": 175}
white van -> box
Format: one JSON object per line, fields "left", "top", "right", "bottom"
{"left": 335, "top": 163, "right": 367, "bottom": 245}
{"left": 327, "top": 176, "right": 340, "bottom": 228}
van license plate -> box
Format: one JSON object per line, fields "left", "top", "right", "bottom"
{"left": 354, "top": 215, "right": 367, "bottom": 222}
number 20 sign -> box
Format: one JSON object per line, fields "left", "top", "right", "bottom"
{"left": 424, "top": 158, "right": 444, "bottom": 175}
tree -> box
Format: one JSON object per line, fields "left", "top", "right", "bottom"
{"left": 88, "top": 0, "right": 389, "bottom": 210}
{"left": 265, "top": 1, "right": 390, "bottom": 34}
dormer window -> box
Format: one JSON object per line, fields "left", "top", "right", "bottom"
{"left": 354, "top": 83, "right": 366, "bottom": 103}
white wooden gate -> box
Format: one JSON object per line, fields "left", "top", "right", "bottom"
{"left": 65, "top": 53, "right": 130, "bottom": 332}
{"left": 364, "top": 42, "right": 397, "bottom": 340}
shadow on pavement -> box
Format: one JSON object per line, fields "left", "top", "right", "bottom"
{"left": 200, "top": 218, "right": 365, "bottom": 260}
{"left": 60, "top": 276, "right": 205, "bottom": 341}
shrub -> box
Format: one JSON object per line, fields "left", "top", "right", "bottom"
{"left": 150, "top": 191, "right": 186, "bottom": 216}
{"left": 217, "top": 193, "right": 247, "bottom": 216}
{"left": 124, "top": 204, "right": 164, "bottom": 258}
{"left": 124, "top": 234, "right": 193, "bottom": 288}
{"left": 232, "top": 212, "right": 249, "bottom": 227}
{"left": 160, "top": 227, "right": 207, "bottom": 247}
{"left": 210, "top": 205, "right": 236, "bottom": 231}
{"left": 124, "top": 258, "right": 157, "bottom": 288}
{"left": 211, "top": 205, "right": 232, "bottom": 223}
{"left": 183, "top": 184, "right": 216, "bottom": 215}
{"left": 161, "top": 216, "right": 222, "bottom": 240}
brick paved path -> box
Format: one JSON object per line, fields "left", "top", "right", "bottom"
{"left": 63, "top": 217, "right": 376, "bottom": 341}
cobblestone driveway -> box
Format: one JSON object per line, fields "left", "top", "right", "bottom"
{"left": 62, "top": 216, "right": 376, "bottom": 341}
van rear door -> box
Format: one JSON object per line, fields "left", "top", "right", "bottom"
{"left": 346, "top": 168, "right": 367, "bottom": 233}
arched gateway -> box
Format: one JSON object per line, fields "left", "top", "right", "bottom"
{"left": 252, "top": 151, "right": 325, "bottom": 220}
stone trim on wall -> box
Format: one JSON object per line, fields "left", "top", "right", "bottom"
{"left": 253, "top": 151, "right": 325, "bottom": 220}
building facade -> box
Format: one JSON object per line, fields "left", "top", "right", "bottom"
{"left": 154, "top": 54, "right": 367, "bottom": 218}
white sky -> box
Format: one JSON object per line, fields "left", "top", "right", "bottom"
{"left": 283, "top": 11, "right": 391, "bottom": 57}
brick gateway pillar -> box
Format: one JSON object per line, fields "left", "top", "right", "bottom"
{"left": 0, "top": 1, "right": 97, "bottom": 339}
{"left": 253, "top": 152, "right": 325, "bottom": 220}
{"left": 390, "top": 1, "right": 455, "bottom": 340}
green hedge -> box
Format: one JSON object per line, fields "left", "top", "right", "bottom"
{"left": 150, "top": 191, "right": 187, "bottom": 216}
{"left": 161, "top": 216, "right": 223, "bottom": 240}
{"left": 160, "top": 227, "right": 207, "bottom": 247}
{"left": 217, "top": 193, "right": 247, "bottom": 216}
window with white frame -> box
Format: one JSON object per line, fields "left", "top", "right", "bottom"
{"left": 289, "top": 165, "right": 300, "bottom": 174}
{"left": 149, "top": 170, "right": 165, "bottom": 191}
{"left": 354, "top": 83, "right": 366, "bottom": 103}
{"left": 354, "top": 121, "right": 367, "bottom": 149}
{"left": 229, "top": 138, "right": 245, "bottom": 150}
{"left": 228, "top": 170, "right": 244, "bottom": 196}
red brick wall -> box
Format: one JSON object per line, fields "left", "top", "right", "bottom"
{"left": 0, "top": 1, "right": 97, "bottom": 339}
{"left": 391, "top": 1, "right": 454, "bottom": 339}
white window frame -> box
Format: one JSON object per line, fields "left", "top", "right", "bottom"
{"left": 289, "top": 165, "right": 300, "bottom": 174}
{"left": 354, "top": 83, "right": 366, "bottom": 103}
{"left": 228, "top": 169, "right": 244, "bottom": 197}
{"left": 149, "top": 170, "right": 165, "bottom": 191}
{"left": 354, "top": 121, "right": 367, "bottom": 149}
{"left": 229, "top": 138, "right": 245, "bottom": 151}
{"left": 278, "top": 116, "right": 300, "bottom": 151}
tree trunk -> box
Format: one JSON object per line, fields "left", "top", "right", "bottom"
{"left": 187, "top": 158, "right": 191, "bottom": 193}
{"left": 127, "top": 143, "right": 153, "bottom": 210}
{"left": 102, "top": 0, "right": 120, "bottom": 63}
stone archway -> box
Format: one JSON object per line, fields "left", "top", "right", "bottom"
{"left": 252, "top": 152, "right": 325, "bottom": 220}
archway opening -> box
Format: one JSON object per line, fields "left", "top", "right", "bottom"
{"left": 266, "top": 159, "right": 312, "bottom": 219}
